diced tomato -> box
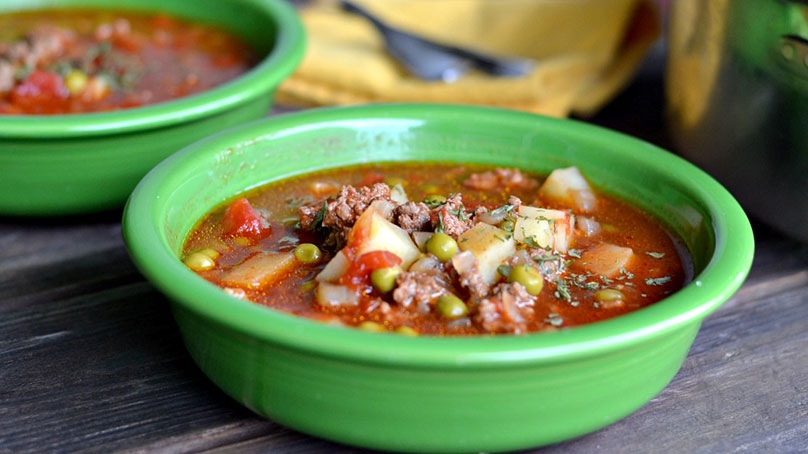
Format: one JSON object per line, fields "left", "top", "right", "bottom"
{"left": 8, "top": 70, "right": 70, "bottom": 113}
{"left": 14, "top": 70, "right": 69, "bottom": 98}
{"left": 221, "top": 197, "right": 271, "bottom": 241}
{"left": 340, "top": 250, "right": 402, "bottom": 287}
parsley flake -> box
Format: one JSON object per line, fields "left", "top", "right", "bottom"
{"left": 645, "top": 276, "right": 672, "bottom": 286}
{"left": 554, "top": 279, "right": 572, "bottom": 302}
{"left": 545, "top": 313, "right": 564, "bottom": 327}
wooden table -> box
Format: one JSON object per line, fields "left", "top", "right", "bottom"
{"left": 3, "top": 54, "right": 808, "bottom": 454}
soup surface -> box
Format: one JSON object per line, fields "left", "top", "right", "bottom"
{"left": 0, "top": 9, "right": 258, "bottom": 114}
{"left": 183, "top": 163, "right": 690, "bottom": 336}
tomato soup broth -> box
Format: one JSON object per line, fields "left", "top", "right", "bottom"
{"left": 183, "top": 163, "right": 690, "bottom": 336}
{"left": 0, "top": 9, "right": 258, "bottom": 114}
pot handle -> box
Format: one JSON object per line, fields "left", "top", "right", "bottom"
{"left": 774, "top": 1, "right": 808, "bottom": 80}
{"left": 778, "top": 35, "right": 808, "bottom": 76}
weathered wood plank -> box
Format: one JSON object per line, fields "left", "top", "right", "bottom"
{"left": 1, "top": 214, "right": 806, "bottom": 453}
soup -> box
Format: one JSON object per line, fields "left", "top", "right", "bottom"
{"left": 182, "top": 163, "right": 690, "bottom": 336}
{"left": 0, "top": 9, "right": 258, "bottom": 114}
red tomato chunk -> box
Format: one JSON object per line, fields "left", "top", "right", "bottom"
{"left": 221, "top": 197, "right": 271, "bottom": 241}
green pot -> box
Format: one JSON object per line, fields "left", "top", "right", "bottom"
{"left": 0, "top": 0, "right": 304, "bottom": 215}
{"left": 123, "top": 104, "right": 754, "bottom": 453}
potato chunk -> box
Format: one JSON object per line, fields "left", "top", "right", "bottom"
{"left": 513, "top": 205, "right": 575, "bottom": 253}
{"left": 539, "top": 167, "right": 596, "bottom": 212}
{"left": 577, "top": 243, "right": 634, "bottom": 278}
{"left": 347, "top": 201, "right": 421, "bottom": 269}
{"left": 316, "top": 249, "right": 349, "bottom": 283}
{"left": 457, "top": 223, "right": 515, "bottom": 284}
{"left": 220, "top": 252, "right": 296, "bottom": 289}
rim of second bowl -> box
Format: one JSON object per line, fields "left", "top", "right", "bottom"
{"left": 0, "top": 0, "right": 305, "bottom": 139}
{"left": 123, "top": 104, "right": 755, "bottom": 369}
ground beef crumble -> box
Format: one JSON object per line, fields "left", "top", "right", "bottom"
{"left": 392, "top": 271, "right": 450, "bottom": 310}
{"left": 475, "top": 283, "right": 535, "bottom": 334}
{"left": 299, "top": 182, "right": 393, "bottom": 246}
{"left": 432, "top": 193, "right": 473, "bottom": 238}
{"left": 393, "top": 201, "right": 431, "bottom": 233}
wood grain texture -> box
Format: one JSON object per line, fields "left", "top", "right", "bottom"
{"left": 2, "top": 50, "right": 807, "bottom": 454}
{"left": 2, "top": 213, "right": 805, "bottom": 454}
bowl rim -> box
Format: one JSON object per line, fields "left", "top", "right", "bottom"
{"left": 123, "top": 103, "right": 755, "bottom": 369}
{"left": 0, "top": 0, "right": 305, "bottom": 139}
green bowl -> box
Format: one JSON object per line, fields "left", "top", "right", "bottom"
{"left": 0, "top": 0, "right": 304, "bottom": 215}
{"left": 123, "top": 104, "right": 754, "bottom": 453}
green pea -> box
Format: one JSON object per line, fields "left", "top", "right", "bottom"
{"left": 395, "top": 325, "right": 419, "bottom": 336}
{"left": 371, "top": 266, "right": 402, "bottom": 293}
{"left": 294, "top": 243, "right": 322, "bottom": 264}
{"left": 358, "top": 321, "right": 386, "bottom": 332}
{"left": 595, "top": 289, "right": 624, "bottom": 308}
{"left": 423, "top": 194, "right": 447, "bottom": 208}
{"left": 426, "top": 232, "right": 459, "bottom": 262}
{"left": 64, "top": 70, "right": 88, "bottom": 95}
{"left": 183, "top": 249, "right": 219, "bottom": 272}
{"left": 436, "top": 294, "right": 468, "bottom": 319}
{"left": 508, "top": 264, "right": 544, "bottom": 295}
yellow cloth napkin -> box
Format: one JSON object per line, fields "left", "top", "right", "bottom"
{"left": 276, "top": 0, "right": 660, "bottom": 118}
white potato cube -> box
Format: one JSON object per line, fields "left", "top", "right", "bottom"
{"left": 513, "top": 205, "right": 575, "bottom": 253}
{"left": 316, "top": 249, "right": 349, "bottom": 283}
{"left": 578, "top": 243, "right": 634, "bottom": 278}
{"left": 347, "top": 202, "right": 421, "bottom": 269}
{"left": 457, "top": 223, "right": 515, "bottom": 285}
{"left": 539, "top": 166, "right": 596, "bottom": 212}
{"left": 220, "top": 252, "right": 296, "bottom": 289}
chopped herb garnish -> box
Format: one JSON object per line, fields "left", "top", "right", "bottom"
{"left": 554, "top": 279, "right": 572, "bottom": 302}
{"left": 497, "top": 265, "right": 512, "bottom": 278}
{"left": 645, "top": 276, "right": 672, "bottom": 286}
{"left": 619, "top": 267, "right": 634, "bottom": 280}
{"left": 448, "top": 207, "right": 471, "bottom": 221}
{"left": 435, "top": 212, "right": 446, "bottom": 233}
{"left": 312, "top": 201, "right": 328, "bottom": 231}
{"left": 490, "top": 204, "right": 515, "bottom": 217}
{"left": 522, "top": 235, "right": 541, "bottom": 249}
{"left": 645, "top": 251, "right": 666, "bottom": 259}
{"left": 545, "top": 313, "right": 564, "bottom": 327}
{"left": 568, "top": 248, "right": 583, "bottom": 258}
